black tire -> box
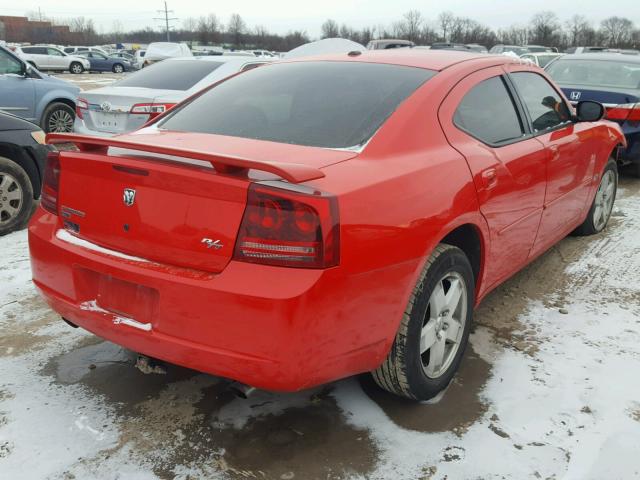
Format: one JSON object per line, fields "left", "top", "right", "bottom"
{"left": 41, "top": 102, "right": 75, "bottom": 133}
{"left": 112, "top": 63, "right": 124, "bottom": 73}
{"left": 0, "top": 156, "right": 34, "bottom": 236}
{"left": 573, "top": 158, "right": 618, "bottom": 236}
{"left": 69, "top": 62, "right": 84, "bottom": 74}
{"left": 372, "top": 244, "right": 475, "bottom": 401}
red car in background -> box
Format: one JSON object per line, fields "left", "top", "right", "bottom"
{"left": 29, "top": 51, "right": 624, "bottom": 401}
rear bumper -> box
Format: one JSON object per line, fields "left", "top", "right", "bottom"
{"left": 28, "top": 210, "right": 404, "bottom": 391}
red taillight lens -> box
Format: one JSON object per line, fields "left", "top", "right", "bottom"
{"left": 41, "top": 150, "right": 61, "bottom": 215}
{"left": 75, "top": 98, "right": 88, "bottom": 120}
{"left": 130, "top": 103, "right": 176, "bottom": 120}
{"left": 606, "top": 103, "right": 640, "bottom": 122}
{"left": 234, "top": 183, "right": 340, "bottom": 269}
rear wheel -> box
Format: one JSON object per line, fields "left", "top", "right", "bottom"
{"left": 70, "top": 62, "right": 84, "bottom": 74}
{"left": 0, "top": 156, "right": 34, "bottom": 235}
{"left": 372, "top": 244, "right": 474, "bottom": 401}
{"left": 112, "top": 63, "right": 124, "bottom": 73}
{"left": 573, "top": 159, "right": 617, "bottom": 236}
{"left": 42, "top": 102, "right": 75, "bottom": 133}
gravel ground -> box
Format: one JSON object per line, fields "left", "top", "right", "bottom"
{"left": 1, "top": 127, "right": 639, "bottom": 476}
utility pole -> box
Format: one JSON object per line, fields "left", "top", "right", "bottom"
{"left": 154, "top": 1, "right": 178, "bottom": 42}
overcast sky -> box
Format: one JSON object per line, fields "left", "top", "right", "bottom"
{"left": 4, "top": 0, "right": 640, "bottom": 37}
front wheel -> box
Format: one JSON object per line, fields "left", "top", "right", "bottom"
{"left": 112, "top": 63, "right": 124, "bottom": 73}
{"left": 42, "top": 102, "right": 75, "bottom": 133}
{"left": 573, "top": 159, "right": 618, "bottom": 236}
{"left": 372, "top": 244, "right": 474, "bottom": 401}
{"left": 0, "top": 156, "right": 34, "bottom": 235}
{"left": 70, "top": 62, "right": 84, "bottom": 74}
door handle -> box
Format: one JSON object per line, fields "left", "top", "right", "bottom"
{"left": 481, "top": 168, "right": 498, "bottom": 190}
{"left": 549, "top": 144, "right": 561, "bottom": 161}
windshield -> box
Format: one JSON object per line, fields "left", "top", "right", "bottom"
{"left": 547, "top": 59, "right": 640, "bottom": 90}
{"left": 159, "top": 61, "right": 434, "bottom": 149}
{"left": 115, "top": 60, "right": 224, "bottom": 90}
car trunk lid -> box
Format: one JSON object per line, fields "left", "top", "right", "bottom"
{"left": 47, "top": 131, "right": 356, "bottom": 273}
{"left": 80, "top": 87, "right": 180, "bottom": 134}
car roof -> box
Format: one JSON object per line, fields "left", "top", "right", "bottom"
{"left": 556, "top": 53, "right": 640, "bottom": 63}
{"left": 280, "top": 49, "right": 517, "bottom": 72}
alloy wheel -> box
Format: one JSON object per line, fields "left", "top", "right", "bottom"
{"left": 420, "top": 271, "right": 468, "bottom": 379}
{"left": 0, "top": 172, "right": 23, "bottom": 225}
{"left": 593, "top": 170, "right": 616, "bottom": 231}
{"left": 48, "top": 109, "right": 74, "bottom": 133}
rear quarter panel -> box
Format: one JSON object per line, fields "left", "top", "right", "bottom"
{"left": 305, "top": 70, "right": 490, "bottom": 369}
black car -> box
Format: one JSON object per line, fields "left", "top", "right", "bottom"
{"left": 0, "top": 111, "right": 48, "bottom": 235}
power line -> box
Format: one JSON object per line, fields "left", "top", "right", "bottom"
{"left": 153, "top": 1, "right": 178, "bottom": 42}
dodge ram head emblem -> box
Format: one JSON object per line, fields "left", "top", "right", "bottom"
{"left": 123, "top": 188, "right": 136, "bottom": 206}
{"left": 570, "top": 91, "right": 581, "bottom": 101}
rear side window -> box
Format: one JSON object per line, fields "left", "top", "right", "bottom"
{"left": 159, "top": 61, "right": 434, "bottom": 149}
{"left": 510, "top": 72, "right": 571, "bottom": 132}
{"left": 454, "top": 76, "right": 524, "bottom": 145}
{"left": 115, "top": 60, "right": 225, "bottom": 90}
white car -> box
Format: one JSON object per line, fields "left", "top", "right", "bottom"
{"left": 143, "top": 42, "right": 192, "bottom": 67}
{"left": 74, "top": 56, "right": 272, "bottom": 136}
{"left": 16, "top": 46, "right": 90, "bottom": 74}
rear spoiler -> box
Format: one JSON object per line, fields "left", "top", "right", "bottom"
{"left": 46, "top": 133, "right": 325, "bottom": 184}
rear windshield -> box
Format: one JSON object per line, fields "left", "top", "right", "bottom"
{"left": 116, "top": 60, "right": 224, "bottom": 90}
{"left": 547, "top": 59, "right": 640, "bottom": 90}
{"left": 159, "top": 61, "right": 435, "bottom": 149}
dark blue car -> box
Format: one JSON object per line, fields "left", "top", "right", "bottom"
{"left": 76, "top": 51, "right": 133, "bottom": 73}
{"left": 546, "top": 53, "right": 640, "bottom": 176}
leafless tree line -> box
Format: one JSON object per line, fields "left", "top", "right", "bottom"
{"left": 322, "top": 10, "right": 640, "bottom": 49}
{"left": 20, "top": 10, "right": 640, "bottom": 51}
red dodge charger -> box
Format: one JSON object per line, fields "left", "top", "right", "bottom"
{"left": 29, "top": 50, "right": 624, "bottom": 401}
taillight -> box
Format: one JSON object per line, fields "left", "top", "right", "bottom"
{"left": 234, "top": 183, "right": 340, "bottom": 269}
{"left": 130, "top": 103, "right": 176, "bottom": 120}
{"left": 75, "top": 98, "right": 88, "bottom": 120}
{"left": 606, "top": 103, "right": 640, "bottom": 122}
{"left": 41, "top": 150, "right": 61, "bottom": 215}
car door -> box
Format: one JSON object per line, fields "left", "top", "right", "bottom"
{"left": 506, "top": 68, "right": 596, "bottom": 256}
{"left": 439, "top": 67, "right": 547, "bottom": 289}
{"left": 0, "top": 48, "right": 35, "bottom": 121}
{"left": 47, "top": 48, "right": 66, "bottom": 70}
{"left": 92, "top": 52, "right": 109, "bottom": 71}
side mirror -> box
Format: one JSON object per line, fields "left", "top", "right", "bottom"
{"left": 576, "top": 101, "right": 605, "bottom": 122}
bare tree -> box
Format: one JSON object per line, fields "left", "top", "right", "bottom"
{"left": 565, "top": 15, "right": 590, "bottom": 46}
{"left": 600, "top": 16, "right": 634, "bottom": 47}
{"left": 529, "top": 11, "right": 560, "bottom": 46}
{"left": 227, "top": 13, "right": 247, "bottom": 48}
{"left": 396, "top": 10, "right": 423, "bottom": 43}
{"left": 321, "top": 19, "right": 340, "bottom": 39}
{"left": 197, "top": 14, "right": 220, "bottom": 45}
{"left": 438, "top": 11, "right": 455, "bottom": 42}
